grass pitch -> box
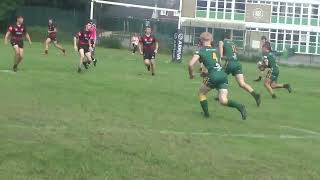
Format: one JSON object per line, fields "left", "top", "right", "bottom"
{"left": 0, "top": 42, "right": 319, "bottom": 180}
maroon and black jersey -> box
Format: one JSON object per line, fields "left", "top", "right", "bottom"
{"left": 8, "top": 24, "right": 27, "bottom": 42}
{"left": 48, "top": 23, "right": 57, "bottom": 38}
{"left": 140, "top": 35, "right": 157, "bottom": 53}
{"left": 75, "top": 30, "right": 91, "bottom": 46}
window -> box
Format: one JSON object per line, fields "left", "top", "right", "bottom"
{"left": 279, "top": 5, "right": 285, "bottom": 16}
{"left": 197, "top": 0, "right": 208, "bottom": 10}
{"left": 233, "top": 30, "right": 244, "bottom": 41}
{"left": 210, "top": 0, "right": 217, "bottom": 11}
{"left": 302, "top": 4, "right": 308, "bottom": 18}
{"left": 287, "top": 4, "right": 293, "bottom": 17}
{"left": 218, "top": 0, "right": 224, "bottom": 12}
{"left": 226, "top": 0, "right": 232, "bottom": 13}
{"left": 173, "top": 11, "right": 180, "bottom": 17}
{"left": 270, "top": 29, "right": 276, "bottom": 43}
{"left": 235, "top": 0, "right": 245, "bottom": 13}
{"left": 293, "top": 31, "right": 299, "bottom": 45}
{"left": 272, "top": 2, "right": 279, "bottom": 16}
{"left": 295, "top": 4, "right": 301, "bottom": 18}
{"left": 285, "top": 30, "right": 292, "bottom": 45}
{"left": 300, "top": 31, "right": 307, "bottom": 45}
{"left": 311, "top": 5, "right": 319, "bottom": 18}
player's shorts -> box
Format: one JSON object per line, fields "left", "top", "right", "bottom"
{"left": 78, "top": 44, "right": 90, "bottom": 53}
{"left": 143, "top": 51, "right": 156, "bottom": 60}
{"left": 225, "top": 60, "right": 243, "bottom": 76}
{"left": 266, "top": 68, "right": 279, "bottom": 82}
{"left": 11, "top": 40, "right": 24, "bottom": 48}
{"left": 204, "top": 71, "right": 229, "bottom": 90}
{"left": 47, "top": 35, "right": 57, "bottom": 42}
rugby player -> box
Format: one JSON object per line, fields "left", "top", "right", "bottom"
{"left": 219, "top": 34, "right": 261, "bottom": 107}
{"left": 189, "top": 32, "right": 247, "bottom": 120}
{"left": 4, "top": 16, "right": 32, "bottom": 72}
{"left": 254, "top": 36, "right": 271, "bottom": 82}
{"left": 44, "top": 19, "right": 66, "bottom": 55}
{"left": 74, "top": 23, "right": 93, "bottom": 73}
{"left": 139, "top": 27, "right": 158, "bottom": 76}
{"left": 260, "top": 43, "right": 292, "bottom": 99}
{"left": 88, "top": 20, "right": 98, "bottom": 66}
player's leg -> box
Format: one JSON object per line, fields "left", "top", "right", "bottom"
{"left": 44, "top": 38, "right": 51, "bottom": 55}
{"left": 199, "top": 84, "right": 212, "bottom": 117}
{"left": 78, "top": 49, "right": 85, "bottom": 72}
{"left": 235, "top": 74, "right": 261, "bottom": 106}
{"left": 12, "top": 45, "right": 20, "bottom": 71}
{"left": 144, "top": 59, "right": 151, "bottom": 71}
{"left": 85, "top": 51, "right": 93, "bottom": 64}
{"left": 150, "top": 59, "right": 156, "bottom": 76}
{"left": 218, "top": 89, "right": 247, "bottom": 120}
{"left": 53, "top": 41, "right": 66, "bottom": 55}
{"left": 264, "top": 78, "right": 276, "bottom": 98}
{"left": 269, "top": 73, "right": 292, "bottom": 93}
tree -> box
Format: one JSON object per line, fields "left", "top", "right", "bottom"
{"left": 0, "top": 0, "right": 23, "bottom": 22}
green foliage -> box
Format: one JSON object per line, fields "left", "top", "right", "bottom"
{"left": 99, "top": 36, "right": 122, "bottom": 49}
{"left": 0, "top": 0, "right": 22, "bottom": 30}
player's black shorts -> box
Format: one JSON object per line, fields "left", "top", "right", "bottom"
{"left": 143, "top": 51, "right": 155, "bottom": 60}
{"left": 11, "top": 40, "right": 24, "bottom": 48}
{"left": 78, "top": 44, "right": 90, "bottom": 53}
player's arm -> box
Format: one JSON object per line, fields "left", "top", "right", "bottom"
{"left": 154, "top": 41, "right": 159, "bottom": 53}
{"left": 218, "top": 41, "right": 224, "bottom": 64}
{"left": 188, "top": 54, "right": 200, "bottom": 79}
{"left": 4, "top": 31, "right": 10, "bottom": 45}
{"left": 26, "top": 33, "right": 32, "bottom": 45}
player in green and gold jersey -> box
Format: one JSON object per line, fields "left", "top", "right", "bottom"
{"left": 260, "top": 43, "right": 292, "bottom": 99}
{"left": 219, "top": 34, "right": 261, "bottom": 107}
{"left": 188, "top": 32, "right": 247, "bottom": 120}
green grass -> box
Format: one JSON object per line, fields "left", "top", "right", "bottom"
{"left": 0, "top": 42, "right": 320, "bottom": 180}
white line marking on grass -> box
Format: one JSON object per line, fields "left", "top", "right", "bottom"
{"left": 281, "top": 125, "right": 320, "bottom": 136}
{"left": 158, "top": 130, "right": 319, "bottom": 139}
{"left": 0, "top": 70, "right": 15, "bottom": 74}
{"left": 97, "top": 128, "right": 320, "bottom": 140}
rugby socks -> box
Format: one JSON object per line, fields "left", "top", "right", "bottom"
{"left": 200, "top": 95, "right": 209, "bottom": 117}
{"left": 45, "top": 50, "right": 48, "bottom": 55}
{"left": 200, "top": 100, "right": 210, "bottom": 117}
{"left": 283, "top": 84, "right": 292, "bottom": 93}
{"left": 250, "top": 91, "right": 261, "bottom": 107}
{"left": 227, "top": 100, "right": 242, "bottom": 110}
{"left": 227, "top": 100, "right": 247, "bottom": 120}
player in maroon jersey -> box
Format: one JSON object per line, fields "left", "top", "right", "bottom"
{"left": 44, "top": 19, "right": 66, "bottom": 55}
{"left": 74, "top": 23, "right": 93, "bottom": 73}
{"left": 139, "top": 27, "right": 159, "bottom": 76}
{"left": 4, "top": 16, "right": 32, "bottom": 72}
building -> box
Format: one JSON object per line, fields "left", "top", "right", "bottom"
{"left": 181, "top": 0, "right": 320, "bottom": 55}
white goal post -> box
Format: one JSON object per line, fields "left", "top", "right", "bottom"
{"left": 90, "top": 0, "right": 183, "bottom": 29}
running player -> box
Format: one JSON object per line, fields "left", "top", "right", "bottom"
{"left": 74, "top": 23, "right": 93, "bottom": 73}
{"left": 261, "top": 43, "right": 292, "bottom": 99}
{"left": 219, "top": 34, "right": 261, "bottom": 106}
{"left": 4, "top": 16, "right": 32, "bottom": 72}
{"left": 131, "top": 33, "right": 140, "bottom": 54}
{"left": 44, "top": 19, "right": 66, "bottom": 55}
{"left": 254, "top": 36, "right": 271, "bottom": 82}
{"left": 189, "top": 32, "right": 247, "bottom": 120}
{"left": 139, "top": 27, "right": 159, "bottom": 76}
{"left": 88, "top": 20, "right": 98, "bottom": 66}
